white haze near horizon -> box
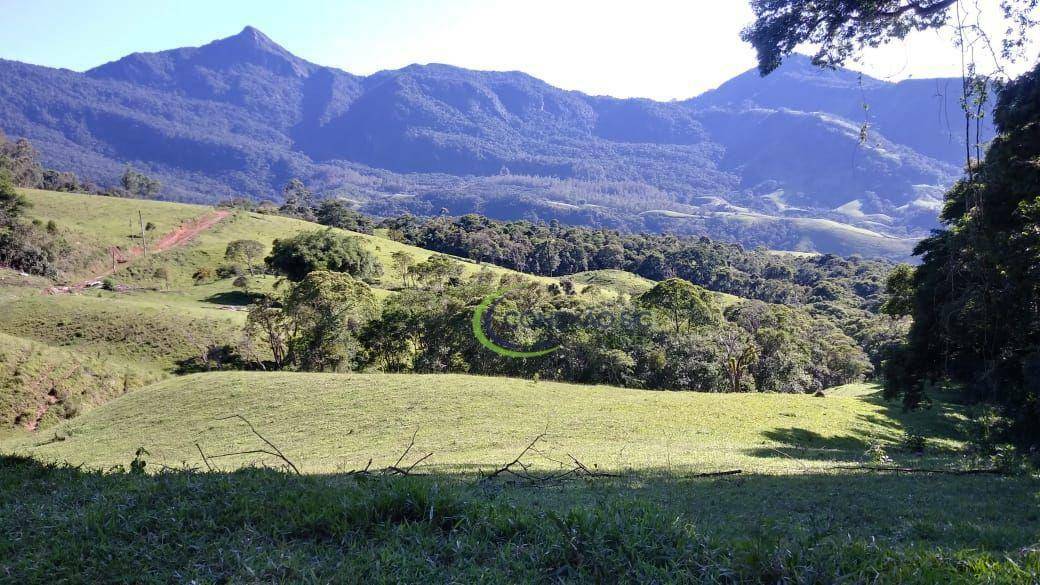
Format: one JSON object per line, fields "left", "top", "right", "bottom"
{"left": 1, "top": 0, "right": 1036, "bottom": 100}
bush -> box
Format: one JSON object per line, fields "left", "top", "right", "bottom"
{"left": 192, "top": 267, "right": 216, "bottom": 285}
{"left": 266, "top": 229, "right": 382, "bottom": 282}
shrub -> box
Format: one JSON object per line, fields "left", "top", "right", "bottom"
{"left": 266, "top": 229, "right": 382, "bottom": 282}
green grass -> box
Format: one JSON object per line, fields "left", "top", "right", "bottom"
{"left": 1, "top": 372, "right": 977, "bottom": 473}
{"left": 565, "top": 269, "right": 656, "bottom": 297}
{"left": 0, "top": 457, "right": 1036, "bottom": 584}
{"left": 823, "top": 381, "right": 883, "bottom": 397}
{"left": 1, "top": 373, "right": 1037, "bottom": 582}
{"left": 0, "top": 332, "right": 159, "bottom": 429}
{"left": 0, "top": 289, "right": 244, "bottom": 372}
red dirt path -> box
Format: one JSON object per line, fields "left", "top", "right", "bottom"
{"left": 59, "top": 209, "right": 231, "bottom": 291}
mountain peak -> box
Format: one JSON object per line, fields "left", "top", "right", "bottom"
{"left": 87, "top": 25, "right": 313, "bottom": 83}
{"left": 198, "top": 26, "right": 311, "bottom": 75}
{"left": 224, "top": 26, "right": 283, "bottom": 54}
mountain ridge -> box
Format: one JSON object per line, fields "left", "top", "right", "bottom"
{"left": 0, "top": 26, "right": 993, "bottom": 258}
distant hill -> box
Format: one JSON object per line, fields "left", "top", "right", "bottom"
{"left": 0, "top": 27, "right": 993, "bottom": 258}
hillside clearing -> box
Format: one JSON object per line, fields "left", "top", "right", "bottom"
{"left": 6, "top": 372, "right": 970, "bottom": 473}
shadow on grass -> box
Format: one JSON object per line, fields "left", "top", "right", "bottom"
{"left": 2, "top": 453, "right": 1037, "bottom": 582}
{"left": 202, "top": 290, "right": 263, "bottom": 306}
{"left": 748, "top": 394, "right": 971, "bottom": 463}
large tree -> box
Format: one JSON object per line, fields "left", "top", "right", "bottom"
{"left": 638, "top": 278, "right": 719, "bottom": 334}
{"left": 743, "top": 1, "right": 1036, "bottom": 74}
{"left": 266, "top": 229, "right": 382, "bottom": 282}
{"left": 743, "top": 0, "right": 1040, "bottom": 443}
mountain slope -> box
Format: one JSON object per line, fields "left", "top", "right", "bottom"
{"left": 0, "top": 27, "right": 991, "bottom": 257}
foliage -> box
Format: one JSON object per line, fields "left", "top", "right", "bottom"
{"left": 0, "top": 172, "right": 65, "bottom": 277}
{"left": 638, "top": 278, "right": 719, "bottom": 333}
{"left": 116, "top": 167, "right": 162, "bottom": 199}
{"left": 224, "top": 239, "right": 264, "bottom": 273}
{"left": 278, "top": 179, "right": 314, "bottom": 220}
{"left": 266, "top": 229, "right": 382, "bottom": 282}
{"left": 246, "top": 271, "right": 378, "bottom": 371}
{"left": 313, "top": 198, "right": 374, "bottom": 233}
{"left": 889, "top": 61, "right": 1040, "bottom": 446}
{"left": 881, "top": 264, "right": 915, "bottom": 317}
{"left": 359, "top": 270, "right": 869, "bottom": 393}
{"left": 742, "top": 1, "right": 1038, "bottom": 75}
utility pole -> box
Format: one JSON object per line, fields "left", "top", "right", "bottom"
{"left": 139, "top": 210, "right": 147, "bottom": 255}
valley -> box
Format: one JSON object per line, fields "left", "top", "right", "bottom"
{"left": 0, "top": 28, "right": 990, "bottom": 258}
{"left": 1, "top": 3, "right": 1037, "bottom": 582}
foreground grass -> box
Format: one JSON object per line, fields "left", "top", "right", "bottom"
{"left": 0, "top": 456, "right": 1036, "bottom": 583}
{"left": 3, "top": 373, "right": 1037, "bottom": 582}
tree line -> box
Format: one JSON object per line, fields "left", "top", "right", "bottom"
{"left": 215, "top": 228, "right": 871, "bottom": 394}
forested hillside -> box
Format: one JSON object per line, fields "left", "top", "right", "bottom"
{"left": 0, "top": 27, "right": 991, "bottom": 257}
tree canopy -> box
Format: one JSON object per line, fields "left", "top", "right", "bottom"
{"left": 266, "top": 229, "right": 382, "bottom": 282}
{"left": 742, "top": 1, "right": 1036, "bottom": 74}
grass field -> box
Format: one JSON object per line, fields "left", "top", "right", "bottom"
{"left": 0, "top": 288, "right": 244, "bottom": 372}
{"left": 4, "top": 372, "right": 970, "bottom": 473}
{"left": 19, "top": 189, "right": 570, "bottom": 292}
{"left": 1, "top": 372, "right": 1037, "bottom": 582}
{"left": 4, "top": 190, "right": 1036, "bottom": 581}
{"left": 0, "top": 332, "right": 158, "bottom": 429}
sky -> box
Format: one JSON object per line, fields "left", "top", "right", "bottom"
{"left": 0, "top": 0, "right": 1034, "bottom": 101}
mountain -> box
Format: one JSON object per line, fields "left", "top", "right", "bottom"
{"left": 0, "top": 27, "right": 994, "bottom": 258}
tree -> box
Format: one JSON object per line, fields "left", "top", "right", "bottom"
{"left": 714, "top": 326, "right": 759, "bottom": 393}
{"left": 225, "top": 239, "right": 265, "bottom": 274}
{"left": 407, "top": 255, "right": 463, "bottom": 291}
{"left": 0, "top": 135, "right": 43, "bottom": 188}
{"left": 390, "top": 250, "right": 416, "bottom": 288}
{"left": 279, "top": 179, "right": 314, "bottom": 219}
{"left": 741, "top": 1, "right": 1036, "bottom": 75}
{"left": 119, "top": 167, "right": 161, "bottom": 199}
{"left": 245, "top": 295, "right": 290, "bottom": 368}
{"left": 638, "top": 278, "right": 719, "bottom": 334}
{"left": 314, "top": 199, "right": 373, "bottom": 233}
{"left": 748, "top": 0, "right": 1040, "bottom": 444}
{"left": 282, "top": 271, "right": 378, "bottom": 371}
{"left": 0, "top": 171, "right": 29, "bottom": 228}
{"left": 891, "top": 62, "right": 1040, "bottom": 439}
{"left": 266, "top": 229, "right": 382, "bottom": 282}
{"left": 881, "top": 264, "right": 915, "bottom": 317}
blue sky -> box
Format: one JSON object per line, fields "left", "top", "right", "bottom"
{"left": 1, "top": 0, "right": 1032, "bottom": 100}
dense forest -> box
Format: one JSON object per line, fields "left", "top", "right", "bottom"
{"left": 230, "top": 230, "right": 878, "bottom": 394}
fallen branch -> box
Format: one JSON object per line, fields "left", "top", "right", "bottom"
{"left": 690, "top": 466, "right": 740, "bottom": 476}
{"left": 196, "top": 442, "right": 213, "bottom": 472}
{"left": 479, "top": 434, "right": 621, "bottom": 486}
{"left": 210, "top": 414, "right": 301, "bottom": 475}
{"left": 481, "top": 433, "right": 548, "bottom": 482}
{"left": 833, "top": 465, "right": 1006, "bottom": 476}
{"left": 381, "top": 427, "right": 433, "bottom": 476}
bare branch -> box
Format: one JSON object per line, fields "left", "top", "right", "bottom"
{"left": 214, "top": 414, "right": 300, "bottom": 475}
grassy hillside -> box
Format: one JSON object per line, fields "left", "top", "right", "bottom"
{"left": 19, "top": 188, "right": 567, "bottom": 291}
{"left": 5, "top": 372, "right": 969, "bottom": 473}
{"left": 0, "top": 332, "right": 159, "bottom": 430}
{"left": 2, "top": 372, "right": 1037, "bottom": 582}
{"left": 0, "top": 289, "right": 244, "bottom": 372}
